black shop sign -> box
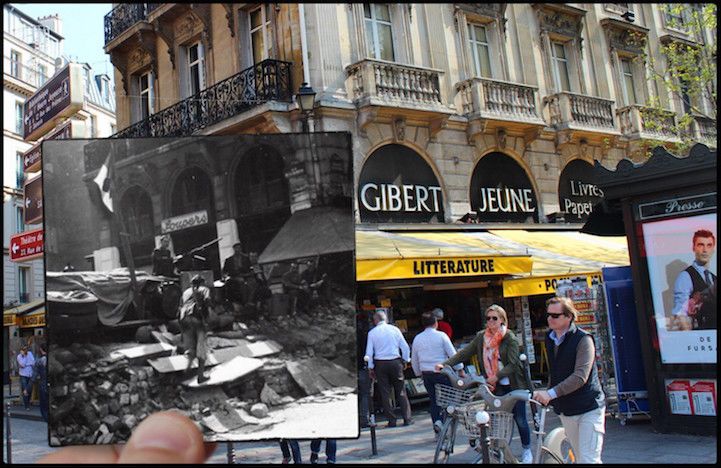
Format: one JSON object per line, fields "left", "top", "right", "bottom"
{"left": 470, "top": 152, "right": 538, "bottom": 223}
{"left": 358, "top": 144, "right": 444, "bottom": 223}
{"left": 558, "top": 159, "right": 604, "bottom": 223}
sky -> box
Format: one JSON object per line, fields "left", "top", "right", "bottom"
{"left": 10, "top": 3, "right": 114, "bottom": 81}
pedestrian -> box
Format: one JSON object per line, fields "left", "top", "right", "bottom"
{"left": 437, "top": 304, "right": 534, "bottom": 463}
{"left": 152, "top": 235, "right": 177, "bottom": 277}
{"left": 279, "top": 439, "right": 302, "bottom": 464}
{"left": 432, "top": 307, "right": 454, "bottom": 340}
{"left": 365, "top": 309, "right": 413, "bottom": 427}
{"left": 309, "top": 439, "right": 337, "bottom": 463}
{"left": 17, "top": 345, "right": 35, "bottom": 410}
{"left": 532, "top": 296, "right": 605, "bottom": 464}
{"left": 179, "top": 274, "right": 212, "bottom": 384}
{"left": 411, "top": 312, "right": 463, "bottom": 435}
{"left": 35, "top": 343, "right": 49, "bottom": 421}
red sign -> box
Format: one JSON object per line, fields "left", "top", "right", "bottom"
{"left": 9, "top": 228, "right": 44, "bottom": 262}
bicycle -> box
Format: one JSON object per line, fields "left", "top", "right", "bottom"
{"left": 432, "top": 382, "right": 476, "bottom": 463}
{"left": 440, "top": 360, "right": 575, "bottom": 464}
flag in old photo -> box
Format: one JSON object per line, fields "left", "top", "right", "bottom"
{"left": 93, "top": 155, "right": 113, "bottom": 212}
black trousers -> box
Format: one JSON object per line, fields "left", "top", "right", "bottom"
{"left": 374, "top": 358, "right": 411, "bottom": 423}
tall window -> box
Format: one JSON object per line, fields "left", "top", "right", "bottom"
{"left": 38, "top": 63, "right": 47, "bottom": 85}
{"left": 18, "top": 267, "right": 29, "bottom": 303}
{"left": 665, "top": 5, "right": 687, "bottom": 29}
{"left": 364, "top": 4, "right": 394, "bottom": 61}
{"left": 551, "top": 41, "right": 571, "bottom": 92}
{"left": 187, "top": 42, "right": 205, "bottom": 96}
{"left": 10, "top": 50, "right": 21, "bottom": 78}
{"left": 138, "top": 72, "right": 153, "bottom": 120}
{"left": 468, "top": 23, "right": 492, "bottom": 78}
{"left": 250, "top": 4, "right": 273, "bottom": 64}
{"left": 16, "top": 152, "right": 24, "bottom": 188}
{"left": 16, "top": 206, "right": 25, "bottom": 233}
{"left": 15, "top": 101, "right": 24, "bottom": 134}
{"left": 680, "top": 79, "right": 692, "bottom": 114}
{"left": 620, "top": 59, "right": 638, "bottom": 105}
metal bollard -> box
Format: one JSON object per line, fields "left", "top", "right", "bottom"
{"left": 364, "top": 356, "right": 378, "bottom": 457}
{"left": 475, "top": 410, "right": 490, "bottom": 464}
{"left": 226, "top": 442, "right": 235, "bottom": 464}
{"left": 6, "top": 401, "right": 13, "bottom": 464}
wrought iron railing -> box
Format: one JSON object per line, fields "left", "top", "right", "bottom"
{"left": 104, "top": 3, "right": 149, "bottom": 45}
{"left": 545, "top": 92, "right": 616, "bottom": 130}
{"left": 691, "top": 115, "right": 717, "bottom": 147}
{"left": 113, "top": 59, "right": 293, "bottom": 141}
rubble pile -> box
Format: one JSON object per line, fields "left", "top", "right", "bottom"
{"left": 48, "top": 343, "right": 162, "bottom": 445}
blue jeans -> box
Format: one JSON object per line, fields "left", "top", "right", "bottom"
{"left": 279, "top": 439, "right": 301, "bottom": 463}
{"left": 496, "top": 384, "right": 531, "bottom": 448}
{"left": 39, "top": 382, "right": 48, "bottom": 421}
{"left": 421, "top": 372, "right": 452, "bottom": 425}
{"left": 20, "top": 376, "right": 33, "bottom": 409}
{"left": 310, "top": 439, "right": 337, "bottom": 463}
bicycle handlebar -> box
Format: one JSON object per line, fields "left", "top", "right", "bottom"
{"left": 440, "top": 365, "right": 532, "bottom": 413}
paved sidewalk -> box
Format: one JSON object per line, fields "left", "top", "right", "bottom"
{"left": 4, "top": 400, "right": 716, "bottom": 464}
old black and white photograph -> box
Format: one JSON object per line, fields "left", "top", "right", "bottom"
{"left": 41, "top": 133, "right": 357, "bottom": 445}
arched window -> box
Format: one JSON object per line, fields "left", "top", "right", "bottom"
{"left": 171, "top": 167, "right": 214, "bottom": 216}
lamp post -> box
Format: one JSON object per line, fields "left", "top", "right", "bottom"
{"left": 295, "top": 82, "right": 324, "bottom": 203}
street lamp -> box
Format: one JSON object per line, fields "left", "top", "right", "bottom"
{"left": 296, "top": 82, "right": 316, "bottom": 116}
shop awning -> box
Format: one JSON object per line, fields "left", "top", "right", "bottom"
{"left": 488, "top": 230, "right": 630, "bottom": 297}
{"left": 4, "top": 298, "right": 44, "bottom": 327}
{"left": 356, "top": 230, "right": 533, "bottom": 281}
{"left": 258, "top": 206, "right": 355, "bottom": 264}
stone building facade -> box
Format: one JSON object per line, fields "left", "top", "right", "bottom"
{"left": 102, "top": 3, "right": 716, "bottom": 232}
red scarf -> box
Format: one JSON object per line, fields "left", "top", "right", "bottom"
{"left": 483, "top": 324, "right": 506, "bottom": 390}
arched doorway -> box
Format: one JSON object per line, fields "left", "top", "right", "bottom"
{"left": 469, "top": 152, "right": 539, "bottom": 223}
{"left": 234, "top": 145, "right": 291, "bottom": 255}
{"left": 358, "top": 144, "right": 444, "bottom": 223}
{"left": 120, "top": 187, "right": 155, "bottom": 267}
{"left": 169, "top": 167, "right": 220, "bottom": 278}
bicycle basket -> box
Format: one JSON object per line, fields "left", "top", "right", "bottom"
{"left": 461, "top": 405, "right": 515, "bottom": 442}
{"left": 435, "top": 384, "right": 475, "bottom": 408}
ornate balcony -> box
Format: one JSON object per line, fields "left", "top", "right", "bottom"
{"left": 456, "top": 78, "right": 546, "bottom": 128}
{"left": 112, "top": 59, "right": 292, "bottom": 141}
{"left": 104, "top": 3, "right": 149, "bottom": 45}
{"left": 544, "top": 92, "right": 619, "bottom": 146}
{"left": 617, "top": 105, "right": 681, "bottom": 142}
{"left": 690, "top": 115, "right": 717, "bottom": 148}
{"left": 346, "top": 59, "right": 447, "bottom": 111}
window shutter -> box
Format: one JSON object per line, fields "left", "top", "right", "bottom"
{"left": 148, "top": 72, "right": 155, "bottom": 115}
{"left": 198, "top": 41, "right": 207, "bottom": 90}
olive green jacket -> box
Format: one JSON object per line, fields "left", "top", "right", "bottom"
{"left": 443, "top": 328, "right": 531, "bottom": 391}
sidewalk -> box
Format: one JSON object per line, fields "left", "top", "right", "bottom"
{"left": 3, "top": 402, "right": 716, "bottom": 464}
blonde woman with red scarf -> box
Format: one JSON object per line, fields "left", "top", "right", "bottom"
{"left": 438, "top": 304, "right": 534, "bottom": 463}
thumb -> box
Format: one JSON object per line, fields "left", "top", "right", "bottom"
{"left": 117, "top": 411, "right": 208, "bottom": 464}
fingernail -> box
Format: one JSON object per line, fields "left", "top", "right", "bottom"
{"left": 131, "top": 415, "right": 194, "bottom": 453}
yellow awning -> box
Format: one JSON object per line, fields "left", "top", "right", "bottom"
{"left": 356, "top": 230, "right": 532, "bottom": 281}
{"left": 489, "top": 230, "right": 629, "bottom": 297}
{"left": 18, "top": 309, "right": 45, "bottom": 328}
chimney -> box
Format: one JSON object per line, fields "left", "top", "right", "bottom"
{"left": 38, "top": 14, "right": 62, "bottom": 35}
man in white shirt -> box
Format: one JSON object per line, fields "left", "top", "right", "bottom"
{"left": 411, "top": 312, "right": 463, "bottom": 433}
{"left": 365, "top": 309, "right": 413, "bottom": 427}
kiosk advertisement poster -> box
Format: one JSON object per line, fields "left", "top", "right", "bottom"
{"left": 665, "top": 379, "right": 717, "bottom": 416}
{"left": 640, "top": 210, "right": 717, "bottom": 364}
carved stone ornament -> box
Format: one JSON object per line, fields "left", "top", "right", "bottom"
{"left": 455, "top": 3, "right": 505, "bottom": 21}
{"left": 496, "top": 128, "right": 507, "bottom": 149}
{"left": 535, "top": 7, "right": 582, "bottom": 39}
{"left": 605, "top": 24, "right": 647, "bottom": 56}
{"left": 176, "top": 14, "right": 200, "bottom": 41}
{"left": 393, "top": 117, "right": 406, "bottom": 142}
{"left": 130, "top": 47, "right": 150, "bottom": 68}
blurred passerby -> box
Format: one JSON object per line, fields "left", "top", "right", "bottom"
{"left": 411, "top": 312, "right": 462, "bottom": 435}
{"left": 432, "top": 308, "right": 453, "bottom": 340}
{"left": 279, "top": 439, "right": 302, "bottom": 464}
{"left": 309, "top": 439, "right": 337, "bottom": 463}
{"left": 17, "top": 345, "right": 35, "bottom": 410}
{"left": 36, "top": 343, "right": 49, "bottom": 421}
{"left": 365, "top": 309, "right": 412, "bottom": 427}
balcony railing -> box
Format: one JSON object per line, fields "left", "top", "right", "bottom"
{"left": 104, "top": 3, "right": 149, "bottom": 45}
{"left": 545, "top": 91, "right": 616, "bottom": 131}
{"left": 690, "top": 115, "right": 717, "bottom": 148}
{"left": 456, "top": 77, "right": 544, "bottom": 124}
{"left": 617, "top": 105, "right": 680, "bottom": 141}
{"left": 346, "top": 59, "right": 444, "bottom": 109}
{"left": 113, "top": 59, "right": 292, "bottom": 141}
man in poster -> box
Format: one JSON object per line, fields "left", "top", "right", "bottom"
{"left": 672, "top": 230, "right": 717, "bottom": 331}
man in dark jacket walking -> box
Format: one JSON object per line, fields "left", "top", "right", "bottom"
{"left": 533, "top": 296, "right": 605, "bottom": 464}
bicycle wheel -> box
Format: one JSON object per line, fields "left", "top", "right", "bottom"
{"left": 541, "top": 437, "right": 576, "bottom": 464}
{"left": 433, "top": 417, "right": 458, "bottom": 464}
